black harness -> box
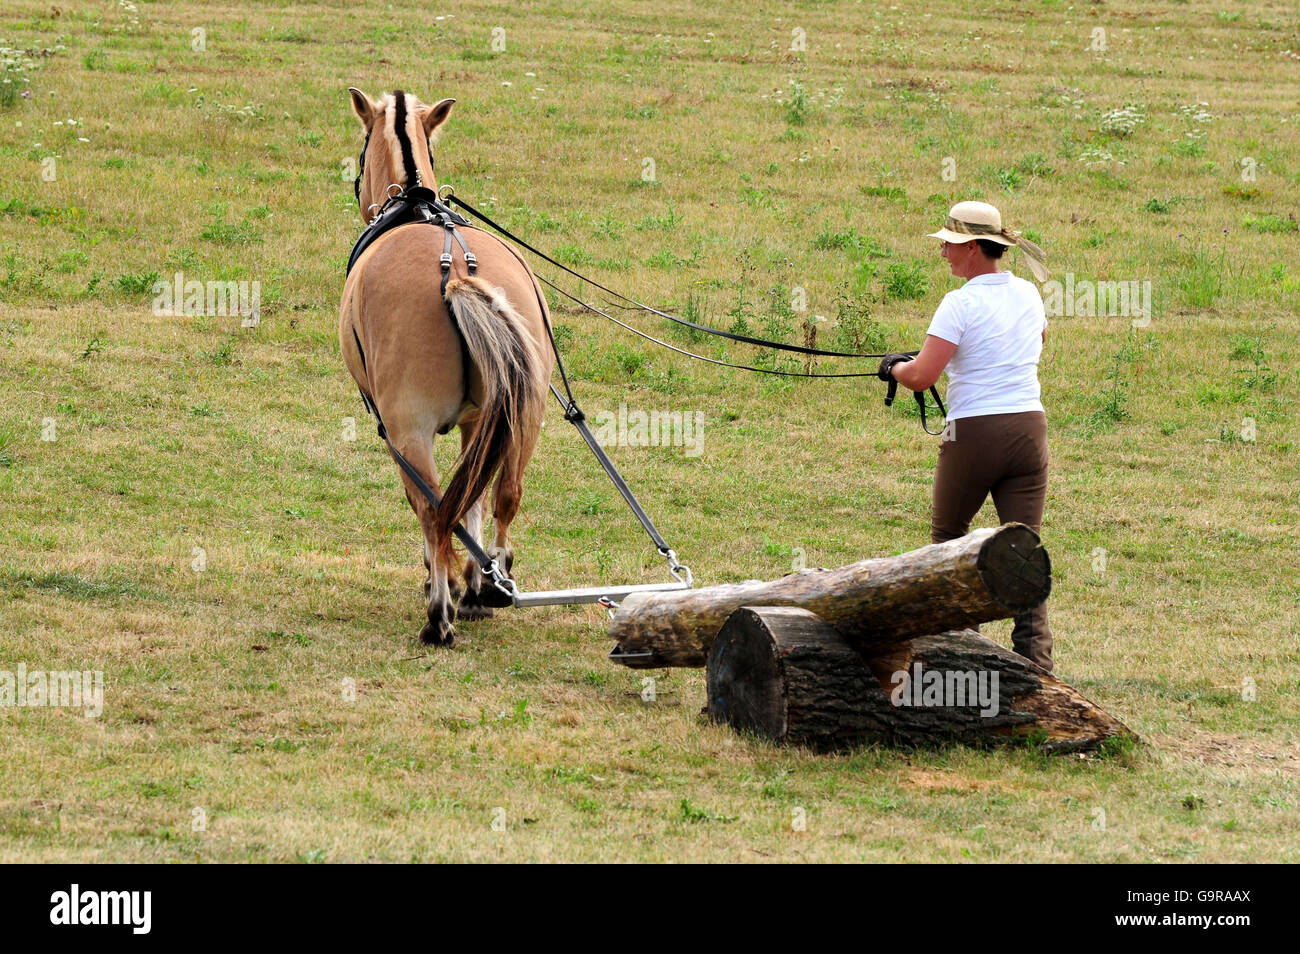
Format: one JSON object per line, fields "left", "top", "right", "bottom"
{"left": 884, "top": 376, "right": 948, "bottom": 437}
{"left": 346, "top": 186, "right": 476, "bottom": 298}
{"left": 345, "top": 174, "right": 692, "bottom": 603}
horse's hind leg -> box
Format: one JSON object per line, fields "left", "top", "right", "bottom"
{"left": 477, "top": 425, "right": 540, "bottom": 609}
{"left": 421, "top": 535, "right": 461, "bottom": 605}
{"left": 405, "top": 486, "right": 453, "bottom": 605}
{"left": 393, "top": 434, "right": 457, "bottom": 646}
{"left": 456, "top": 496, "right": 494, "bottom": 620}
{"left": 456, "top": 423, "right": 496, "bottom": 620}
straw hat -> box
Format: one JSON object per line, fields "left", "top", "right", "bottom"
{"left": 927, "top": 201, "right": 1049, "bottom": 281}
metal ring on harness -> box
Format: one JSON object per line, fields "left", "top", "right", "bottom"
{"left": 484, "top": 560, "right": 519, "bottom": 601}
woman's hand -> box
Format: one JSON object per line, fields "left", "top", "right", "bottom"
{"left": 890, "top": 335, "right": 958, "bottom": 391}
{"left": 877, "top": 353, "right": 912, "bottom": 381}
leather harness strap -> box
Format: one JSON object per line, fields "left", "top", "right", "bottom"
{"left": 346, "top": 186, "right": 472, "bottom": 276}
{"left": 444, "top": 194, "right": 906, "bottom": 361}
{"left": 884, "top": 376, "right": 949, "bottom": 437}
{"left": 444, "top": 193, "right": 949, "bottom": 431}
{"left": 438, "top": 212, "right": 477, "bottom": 297}
{"left": 486, "top": 225, "right": 685, "bottom": 568}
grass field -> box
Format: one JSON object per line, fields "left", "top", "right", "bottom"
{"left": 0, "top": 0, "right": 1297, "bottom": 862}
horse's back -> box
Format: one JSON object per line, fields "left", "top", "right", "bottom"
{"left": 340, "top": 227, "right": 470, "bottom": 434}
{"left": 339, "top": 223, "right": 553, "bottom": 436}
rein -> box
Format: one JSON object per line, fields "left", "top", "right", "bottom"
{"left": 444, "top": 194, "right": 894, "bottom": 361}
{"left": 441, "top": 191, "right": 947, "bottom": 428}
{"left": 884, "top": 375, "right": 947, "bottom": 437}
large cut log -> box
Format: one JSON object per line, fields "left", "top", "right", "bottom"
{"left": 707, "top": 606, "right": 1135, "bottom": 754}
{"left": 705, "top": 606, "right": 894, "bottom": 752}
{"left": 609, "top": 523, "right": 1049, "bottom": 668}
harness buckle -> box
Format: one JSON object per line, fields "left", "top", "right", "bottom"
{"left": 485, "top": 560, "right": 519, "bottom": 602}
{"left": 439, "top": 251, "right": 453, "bottom": 270}
{"left": 661, "top": 548, "right": 693, "bottom": 587}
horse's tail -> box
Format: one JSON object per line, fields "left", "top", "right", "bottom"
{"left": 435, "top": 275, "right": 545, "bottom": 563}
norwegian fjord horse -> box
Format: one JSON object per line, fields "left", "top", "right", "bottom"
{"left": 339, "top": 88, "right": 553, "bottom": 645}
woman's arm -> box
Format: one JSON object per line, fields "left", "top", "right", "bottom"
{"left": 891, "top": 334, "right": 957, "bottom": 391}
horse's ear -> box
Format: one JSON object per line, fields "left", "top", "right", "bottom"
{"left": 348, "top": 87, "right": 375, "bottom": 126}
{"left": 421, "top": 98, "right": 455, "bottom": 137}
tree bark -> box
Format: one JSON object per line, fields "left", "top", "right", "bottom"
{"left": 706, "top": 606, "right": 1135, "bottom": 754}
{"left": 705, "top": 606, "right": 893, "bottom": 752}
{"left": 610, "top": 523, "right": 1050, "bottom": 669}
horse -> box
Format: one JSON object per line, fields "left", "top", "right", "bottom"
{"left": 338, "top": 88, "right": 553, "bottom": 646}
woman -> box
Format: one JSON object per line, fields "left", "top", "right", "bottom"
{"left": 878, "top": 201, "right": 1053, "bottom": 671}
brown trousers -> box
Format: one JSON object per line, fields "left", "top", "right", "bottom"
{"left": 931, "top": 411, "right": 1052, "bottom": 670}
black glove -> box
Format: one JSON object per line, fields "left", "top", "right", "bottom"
{"left": 877, "top": 353, "right": 911, "bottom": 381}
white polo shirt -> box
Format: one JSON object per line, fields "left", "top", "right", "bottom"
{"left": 925, "top": 271, "right": 1046, "bottom": 421}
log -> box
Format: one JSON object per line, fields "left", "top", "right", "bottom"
{"left": 705, "top": 606, "right": 895, "bottom": 752}
{"left": 706, "top": 606, "right": 1135, "bottom": 754}
{"left": 610, "top": 523, "right": 1050, "bottom": 668}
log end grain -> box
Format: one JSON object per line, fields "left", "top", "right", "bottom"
{"left": 975, "top": 522, "right": 1053, "bottom": 613}
{"left": 707, "top": 606, "right": 893, "bottom": 752}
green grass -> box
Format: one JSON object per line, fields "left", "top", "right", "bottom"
{"left": 0, "top": 0, "right": 1297, "bottom": 863}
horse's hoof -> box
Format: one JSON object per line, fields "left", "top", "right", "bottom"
{"left": 419, "top": 621, "right": 456, "bottom": 647}
{"left": 478, "top": 584, "right": 514, "bottom": 609}
{"left": 456, "top": 591, "right": 494, "bottom": 621}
